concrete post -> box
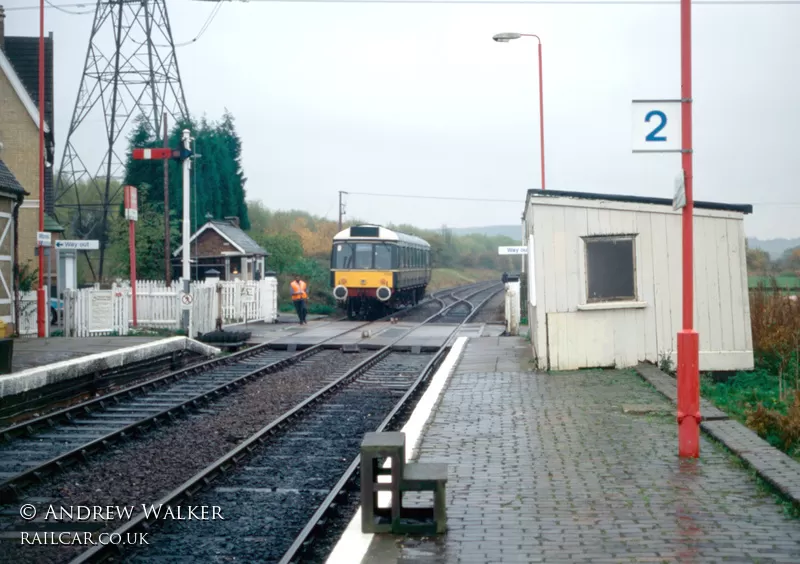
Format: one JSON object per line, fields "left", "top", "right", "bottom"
{"left": 182, "top": 278, "right": 190, "bottom": 335}
{"left": 505, "top": 279, "right": 520, "bottom": 336}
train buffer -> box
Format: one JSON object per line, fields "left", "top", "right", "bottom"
{"left": 360, "top": 431, "right": 447, "bottom": 536}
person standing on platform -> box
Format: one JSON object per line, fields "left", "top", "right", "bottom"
{"left": 290, "top": 274, "right": 308, "bottom": 325}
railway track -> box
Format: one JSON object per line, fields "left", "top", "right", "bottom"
{"left": 0, "top": 281, "right": 494, "bottom": 505}
{"left": 62, "top": 283, "right": 502, "bottom": 563}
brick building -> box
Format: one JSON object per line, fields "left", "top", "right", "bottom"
{"left": 173, "top": 217, "right": 269, "bottom": 281}
{"left": 0, "top": 6, "right": 63, "bottom": 299}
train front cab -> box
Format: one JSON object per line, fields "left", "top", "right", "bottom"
{"left": 330, "top": 240, "right": 431, "bottom": 317}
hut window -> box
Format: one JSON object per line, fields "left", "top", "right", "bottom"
{"left": 583, "top": 235, "right": 636, "bottom": 302}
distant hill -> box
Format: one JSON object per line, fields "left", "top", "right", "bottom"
{"left": 748, "top": 237, "right": 800, "bottom": 259}
{"left": 449, "top": 225, "right": 521, "bottom": 240}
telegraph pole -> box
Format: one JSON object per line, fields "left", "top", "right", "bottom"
{"left": 338, "top": 191, "right": 347, "bottom": 231}
{"left": 36, "top": 0, "right": 45, "bottom": 337}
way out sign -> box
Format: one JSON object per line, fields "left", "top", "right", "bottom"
{"left": 631, "top": 100, "right": 682, "bottom": 153}
{"left": 498, "top": 246, "right": 528, "bottom": 255}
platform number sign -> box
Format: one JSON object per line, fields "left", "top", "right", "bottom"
{"left": 631, "top": 100, "right": 682, "bottom": 153}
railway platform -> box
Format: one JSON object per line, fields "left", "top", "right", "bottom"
{"left": 329, "top": 335, "right": 800, "bottom": 564}
{"left": 8, "top": 336, "right": 166, "bottom": 373}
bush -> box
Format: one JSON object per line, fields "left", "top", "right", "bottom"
{"left": 750, "top": 279, "right": 800, "bottom": 392}
{"left": 706, "top": 280, "right": 800, "bottom": 458}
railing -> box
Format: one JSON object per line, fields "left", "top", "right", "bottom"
{"left": 59, "top": 278, "right": 278, "bottom": 338}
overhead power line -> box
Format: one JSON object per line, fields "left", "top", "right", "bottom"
{"left": 346, "top": 191, "right": 800, "bottom": 206}
{"left": 8, "top": 0, "right": 800, "bottom": 10}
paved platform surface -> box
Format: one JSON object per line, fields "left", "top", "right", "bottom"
{"left": 257, "top": 317, "right": 500, "bottom": 350}
{"left": 9, "top": 337, "right": 165, "bottom": 373}
{"left": 358, "top": 337, "right": 800, "bottom": 563}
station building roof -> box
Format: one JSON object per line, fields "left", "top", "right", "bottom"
{"left": 525, "top": 188, "right": 753, "bottom": 215}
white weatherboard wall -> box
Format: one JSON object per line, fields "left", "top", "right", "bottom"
{"left": 524, "top": 193, "right": 754, "bottom": 372}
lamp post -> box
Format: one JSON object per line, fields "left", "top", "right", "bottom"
{"left": 492, "top": 32, "right": 546, "bottom": 190}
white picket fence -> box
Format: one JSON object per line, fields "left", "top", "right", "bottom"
{"left": 60, "top": 278, "right": 278, "bottom": 338}
{"left": 18, "top": 289, "right": 46, "bottom": 338}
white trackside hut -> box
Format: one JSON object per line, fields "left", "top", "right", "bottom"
{"left": 522, "top": 189, "right": 754, "bottom": 372}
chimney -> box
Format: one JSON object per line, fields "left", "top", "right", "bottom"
{"left": 224, "top": 216, "right": 240, "bottom": 229}
{"left": 0, "top": 6, "right": 6, "bottom": 51}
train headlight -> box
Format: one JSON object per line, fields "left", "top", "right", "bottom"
{"left": 333, "top": 285, "right": 348, "bottom": 301}
{"left": 376, "top": 286, "right": 392, "bottom": 302}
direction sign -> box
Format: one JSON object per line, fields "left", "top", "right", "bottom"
{"left": 498, "top": 246, "right": 528, "bottom": 255}
{"left": 631, "top": 100, "right": 682, "bottom": 153}
{"left": 55, "top": 240, "right": 100, "bottom": 250}
{"left": 37, "top": 232, "right": 51, "bottom": 247}
{"left": 124, "top": 185, "right": 138, "bottom": 221}
{"left": 181, "top": 293, "right": 193, "bottom": 307}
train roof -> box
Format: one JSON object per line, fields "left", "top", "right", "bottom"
{"left": 333, "top": 225, "right": 431, "bottom": 248}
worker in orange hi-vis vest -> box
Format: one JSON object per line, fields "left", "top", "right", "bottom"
{"left": 290, "top": 274, "right": 308, "bottom": 325}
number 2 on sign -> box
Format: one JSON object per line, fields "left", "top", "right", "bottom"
{"left": 644, "top": 110, "right": 667, "bottom": 142}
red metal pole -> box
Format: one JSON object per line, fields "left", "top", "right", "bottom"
{"left": 677, "top": 0, "right": 700, "bottom": 458}
{"left": 537, "top": 41, "right": 545, "bottom": 190}
{"left": 36, "top": 0, "right": 46, "bottom": 338}
{"left": 129, "top": 219, "right": 137, "bottom": 327}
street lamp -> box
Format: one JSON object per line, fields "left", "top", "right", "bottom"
{"left": 492, "top": 32, "right": 546, "bottom": 190}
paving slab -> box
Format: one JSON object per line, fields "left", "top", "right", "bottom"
{"left": 392, "top": 324, "right": 461, "bottom": 349}
{"left": 267, "top": 321, "right": 366, "bottom": 347}
{"left": 355, "top": 338, "right": 800, "bottom": 564}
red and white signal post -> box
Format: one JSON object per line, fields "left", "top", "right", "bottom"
{"left": 124, "top": 185, "right": 139, "bottom": 327}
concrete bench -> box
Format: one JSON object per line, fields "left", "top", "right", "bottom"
{"left": 360, "top": 431, "right": 447, "bottom": 535}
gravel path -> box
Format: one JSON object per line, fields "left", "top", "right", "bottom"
{"left": 0, "top": 349, "right": 374, "bottom": 564}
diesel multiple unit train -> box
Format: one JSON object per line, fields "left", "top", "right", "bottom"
{"left": 330, "top": 225, "right": 432, "bottom": 319}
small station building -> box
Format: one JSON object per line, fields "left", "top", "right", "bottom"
{"left": 173, "top": 217, "right": 269, "bottom": 282}
{"left": 522, "top": 188, "right": 754, "bottom": 372}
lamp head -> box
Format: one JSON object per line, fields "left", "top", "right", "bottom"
{"left": 493, "top": 32, "right": 522, "bottom": 43}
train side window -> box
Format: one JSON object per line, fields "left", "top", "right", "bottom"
{"left": 374, "top": 244, "right": 392, "bottom": 270}
{"left": 354, "top": 244, "right": 373, "bottom": 269}
{"left": 334, "top": 244, "right": 354, "bottom": 269}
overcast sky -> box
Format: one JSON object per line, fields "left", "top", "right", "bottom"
{"left": 4, "top": 0, "right": 799, "bottom": 238}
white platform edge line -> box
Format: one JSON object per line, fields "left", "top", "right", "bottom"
{"left": 324, "top": 336, "right": 470, "bottom": 564}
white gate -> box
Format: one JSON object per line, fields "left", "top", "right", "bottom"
{"left": 62, "top": 278, "right": 278, "bottom": 338}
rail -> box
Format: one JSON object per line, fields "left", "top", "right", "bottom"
{"left": 68, "top": 282, "right": 502, "bottom": 563}
{"left": 276, "top": 283, "right": 502, "bottom": 564}
{"left": 0, "top": 285, "right": 476, "bottom": 503}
